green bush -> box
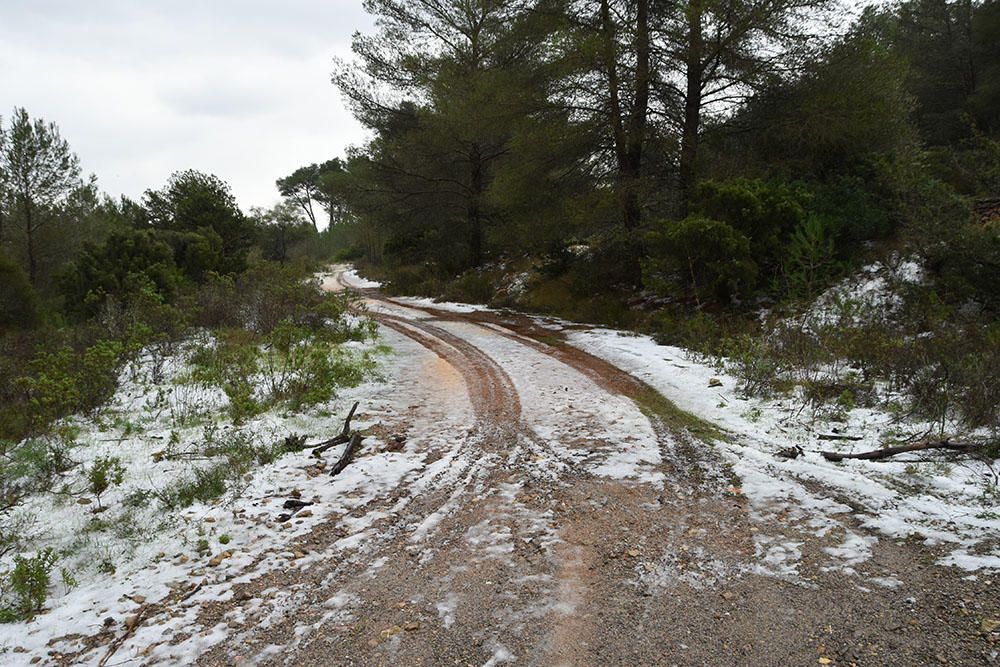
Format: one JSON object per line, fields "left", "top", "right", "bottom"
{"left": 440, "top": 270, "right": 495, "bottom": 304}
{"left": 88, "top": 456, "right": 126, "bottom": 508}
{"left": 720, "top": 333, "right": 784, "bottom": 398}
{"left": 17, "top": 339, "right": 124, "bottom": 432}
{"left": 693, "top": 179, "right": 809, "bottom": 276}
{"left": 926, "top": 221, "right": 1000, "bottom": 313}
{"left": 188, "top": 329, "right": 262, "bottom": 424}
{"left": 157, "top": 464, "right": 229, "bottom": 510}
{"left": 645, "top": 216, "right": 758, "bottom": 303}
{"left": 60, "top": 230, "right": 182, "bottom": 321}
{"left": 0, "top": 253, "right": 40, "bottom": 331}
{"left": 2, "top": 548, "right": 58, "bottom": 620}
{"left": 4, "top": 433, "right": 76, "bottom": 494}
{"left": 262, "top": 321, "right": 375, "bottom": 409}
{"left": 780, "top": 215, "right": 841, "bottom": 301}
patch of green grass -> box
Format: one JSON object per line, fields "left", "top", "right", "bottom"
{"left": 157, "top": 464, "right": 228, "bottom": 510}
{"left": 632, "top": 385, "right": 724, "bottom": 443}
{"left": 196, "top": 538, "right": 211, "bottom": 556}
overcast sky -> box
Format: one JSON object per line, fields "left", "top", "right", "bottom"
{"left": 0, "top": 1, "right": 372, "bottom": 210}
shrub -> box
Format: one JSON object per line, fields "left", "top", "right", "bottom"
{"left": 693, "top": 179, "right": 809, "bottom": 275}
{"left": 60, "top": 230, "right": 182, "bottom": 321}
{"left": 16, "top": 338, "right": 124, "bottom": 433}
{"left": 157, "top": 464, "right": 229, "bottom": 510}
{"left": 925, "top": 221, "right": 1000, "bottom": 313}
{"left": 440, "top": 270, "right": 495, "bottom": 304}
{"left": 720, "top": 334, "right": 784, "bottom": 398}
{"left": 5, "top": 433, "right": 77, "bottom": 494}
{"left": 188, "top": 330, "right": 262, "bottom": 424}
{"left": 2, "top": 548, "right": 58, "bottom": 620}
{"left": 645, "top": 217, "right": 758, "bottom": 304}
{"left": 0, "top": 253, "right": 40, "bottom": 331}
{"left": 87, "top": 456, "right": 126, "bottom": 508}
{"left": 780, "top": 215, "right": 842, "bottom": 301}
{"left": 156, "top": 428, "right": 296, "bottom": 510}
{"left": 261, "top": 321, "right": 377, "bottom": 410}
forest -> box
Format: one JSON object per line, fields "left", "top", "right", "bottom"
{"left": 314, "top": 0, "right": 1000, "bottom": 442}
{"left": 0, "top": 0, "right": 998, "bottom": 655}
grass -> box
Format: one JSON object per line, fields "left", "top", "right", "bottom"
{"left": 632, "top": 384, "right": 725, "bottom": 444}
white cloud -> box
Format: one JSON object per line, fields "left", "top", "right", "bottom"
{"left": 0, "top": 0, "right": 372, "bottom": 209}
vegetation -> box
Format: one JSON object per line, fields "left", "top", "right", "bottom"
{"left": 2, "top": 0, "right": 1000, "bottom": 627}
{"left": 279, "top": 0, "right": 1000, "bottom": 448}
{"left": 0, "top": 106, "right": 380, "bottom": 619}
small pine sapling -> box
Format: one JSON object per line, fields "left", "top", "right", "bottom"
{"left": 88, "top": 456, "right": 126, "bottom": 509}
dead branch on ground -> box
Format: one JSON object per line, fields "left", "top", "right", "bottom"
{"left": 330, "top": 433, "right": 362, "bottom": 477}
{"left": 311, "top": 401, "right": 359, "bottom": 457}
{"left": 821, "top": 438, "right": 981, "bottom": 462}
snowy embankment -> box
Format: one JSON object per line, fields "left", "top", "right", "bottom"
{"left": 567, "top": 328, "right": 1000, "bottom": 572}
{"left": 0, "top": 322, "right": 471, "bottom": 663}
{"left": 565, "top": 258, "right": 999, "bottom": 573}
{"left": 344, "top": 265, "right": 1000, "bottom": 573}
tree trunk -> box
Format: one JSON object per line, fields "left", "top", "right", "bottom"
{"left": 601, "top": 0, "right": 649, "bottom": 287}
{"left": 23, "top": 198, "right": 37, "bottom": 284}
{"left": 468, "top": 145, "right": 484, "bottom": 268}
{"left": 678, "top": 0, "right": 704, "bottom": 217}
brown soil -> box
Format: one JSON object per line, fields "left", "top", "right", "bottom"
{"left": 55, "top": 273, "right": 1000, "bottom": 666}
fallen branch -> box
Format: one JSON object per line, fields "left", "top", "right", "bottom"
{"left": 310, "top": 433, "right": 349, "bottom": 457}
{"left": 821, "top": 438, "right": 981, "bottom": 462}
{"left": 330, "top": 433, "right": 362, "bottom": 477}
{"left": 817, "top": 433, "right": 864, "bottom": 442}
{"left": 312, "top": 402, "right": 359, "bottom": 458}
{"left": 98, "top": 603, "right": 149, "bottom": 667}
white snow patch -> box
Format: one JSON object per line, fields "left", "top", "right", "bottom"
{"left": 566, "top": 327, "right": 1000, "bottom": 572}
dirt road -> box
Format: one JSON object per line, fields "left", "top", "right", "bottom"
{"left": 187, "top": 271, "right": 997, "bottom": 666}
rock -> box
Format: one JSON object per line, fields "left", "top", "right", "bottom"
{"left": 204, "top": 517, "right": 215, "bottom": 523}
{"left": 77, "top": 497, "right": 92, "bottom": 505}
{"left": 983, "top": 618, "right": 1000, "bottom": 633}
{"left": 298, "top": 510, "right": 313, "bottom": 518}
{"left": 283, "top": 499, "right": 314, "bottom": 511}
{"left": 721, "top": 591, "right": 734, "bottom": 601}
{"left": 380, "top": 625, "right": 403, "bottom": 639}
{"left": 290, "top": 489, "right": 302, "bottom": 499}
{"left": 776, "top": 446, "right": 804, "bottom": 460}
{"left": 626, "top": 549, "right": 641, "bottom": 558}
{"left": 208, "top": 553, "right": 227, "bottom": 567}
{"left": 103, "top": 617, "right": 115, "bottom": 627}
{"left": 125, "top": 615, "right": 140, "bottom": 630}
{"left": 131, "top": 595, "right": 146, "bottom": 604}
{"left": 404, "top": 621, "right": 420, "bottom": 631}
{"left": 708, "top": 378, "right": 723, "bottom": 388}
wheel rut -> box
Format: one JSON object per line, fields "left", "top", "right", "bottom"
{"left": 180, "top": 270, "right": 1000, "bottom": 667}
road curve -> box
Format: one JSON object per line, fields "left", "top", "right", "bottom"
{"left": 183, "top": 269, "right": 996, "bottom": 667}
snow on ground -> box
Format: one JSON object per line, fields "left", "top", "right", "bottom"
{"left": 435, "top": 320, "right": 665, "bottom": 486}
{"left": 566, "top": 327, "right": 1000, "bottom": 572}
{"left": 786, "top": 258, "right": 925, "bottom": 328}
{"left": 339, "top": 268, "right": 382, "bottom": 290}
{"left": 335, "top": 266, "right": 493, "bottom": 315}
{"left": 0, "top": 326, "right": 474, "bottom": 664}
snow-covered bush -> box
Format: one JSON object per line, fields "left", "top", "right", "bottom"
{"left": 0, "top": 548, "right": 57, "bottom": 621}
